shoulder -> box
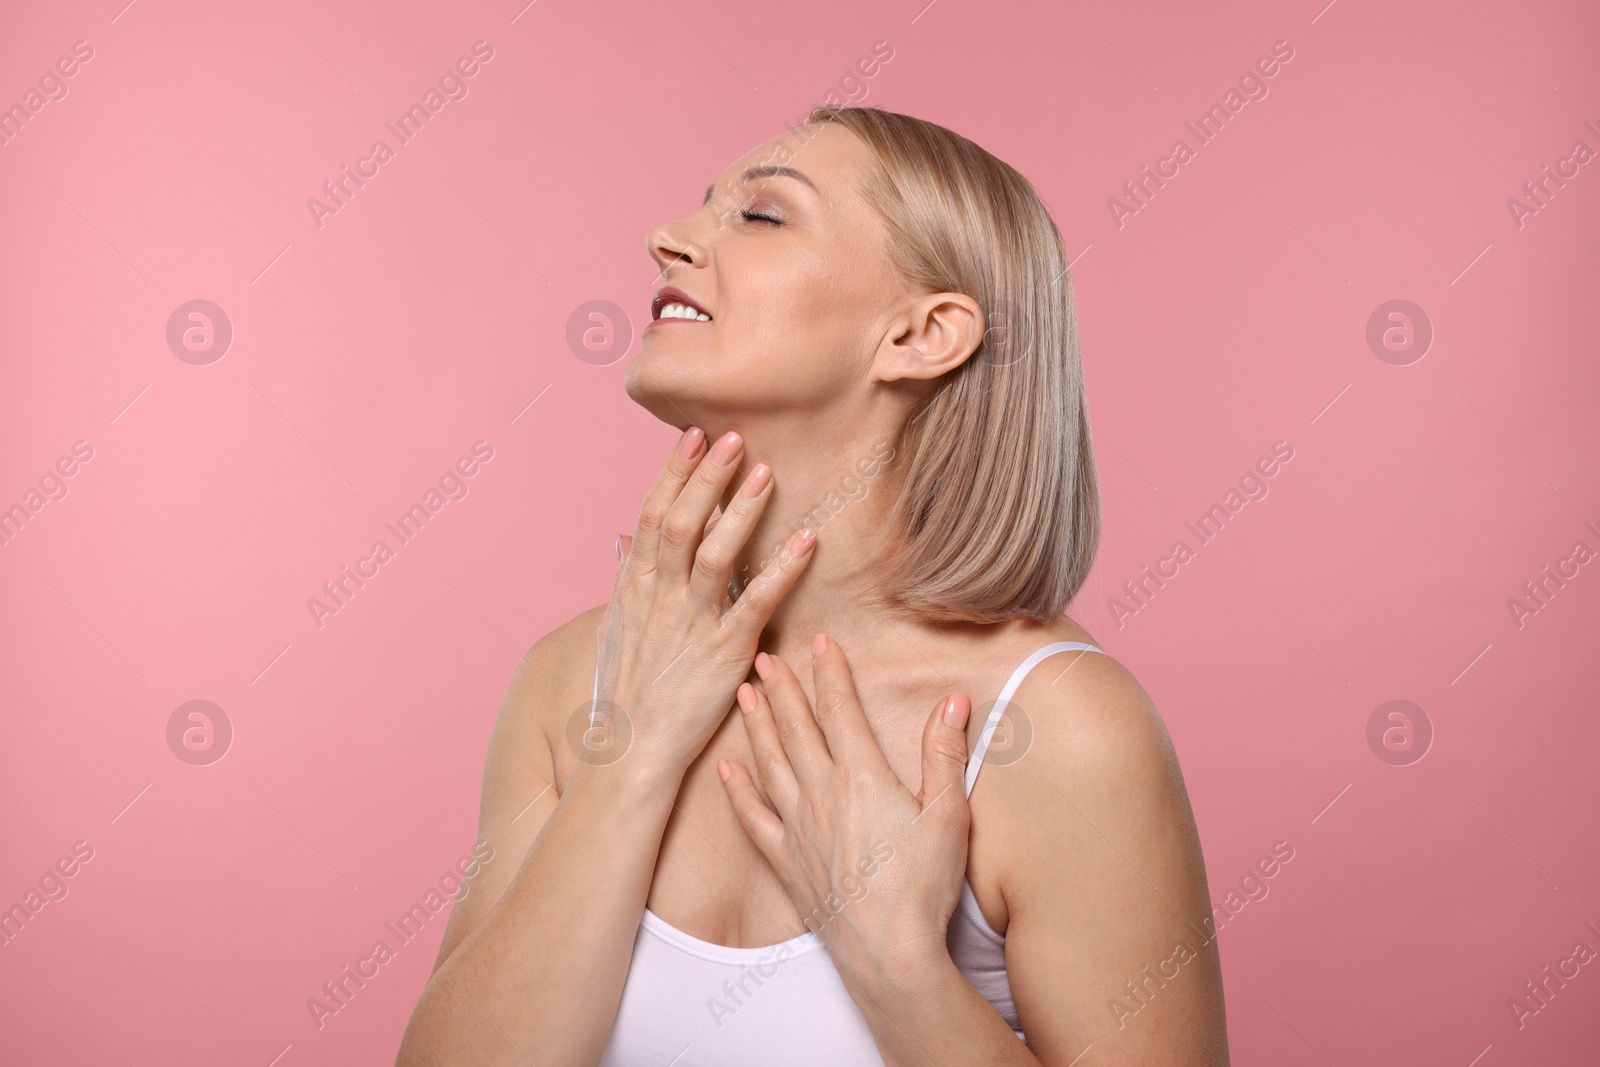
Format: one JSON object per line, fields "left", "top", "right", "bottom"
{"left": 429, "top": 601, "right": 611, "bottom": 973}
{"left": 506, "top": 600, "right": 610, "bottom": 712}
{"left": 1014, "top": 644, "right": 1180, "bottom": 797}
{"left": 494, "top": 601, "right": 610, "bottom": 775}
{"left": 967, "top": 620, "right": 1178, "bottom": 798}
{"left": 472, "top": 599, "right": 611, "bottom": 839}
{"left": 970, "top": 634, "right": 1204, "bottom": 922}
{"left": 990, "top": 642, "right": 1195, "bottom": 871}
{"left": 977, "top": 642, "right": 1227, "bottom": 1060}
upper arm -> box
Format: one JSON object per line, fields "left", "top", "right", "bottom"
{"left": 1000, "top": 656, "right": 1229, "bottom": 1066}
{"left": 428, "top": 603, "right": 607, "bottom": 973}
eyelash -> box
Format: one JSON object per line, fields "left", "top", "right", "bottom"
{"left": 740, "top": 208, "right": 782, "bottom": 225}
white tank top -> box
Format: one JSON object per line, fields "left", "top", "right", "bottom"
{"left": 590, "top": 641, "right": 1105, "bottom": 1065}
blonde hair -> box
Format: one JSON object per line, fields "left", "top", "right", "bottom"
{"left": 804, "top": 104, "right": 1100, "bottom": 623}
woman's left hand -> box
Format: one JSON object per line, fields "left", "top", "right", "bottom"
{"left": 716, "top": 633, "right": 975, "bottom": 988}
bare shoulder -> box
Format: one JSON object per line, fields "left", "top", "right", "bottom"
{"left": 492, "top": 600, "right": 610, "bottom": 777}
{"left": 989, "top": 638, "right": 1201, "bottom": 897}
{"left": 969, "top": 618, "right": 1183, "bottom": 809}
{"left": 480, "top": 600, "right": 616, "bottom": 836}
{"left": 1017, "top": 641, "right": 1184, "bottom": 800}
{"left": 428, "top": 600, "right": 609, "bottom": 973}
{"left": 977, "top": 634, "right": 1227, "bottom": 1063}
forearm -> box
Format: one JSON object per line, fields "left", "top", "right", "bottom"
{"left": 844, "top": 948, "right": 1040, "bottom": 1067}
{"left": 397, "top": 758, "right": 683, "bottom": 1066}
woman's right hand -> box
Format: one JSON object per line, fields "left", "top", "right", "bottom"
{"left": 587, "top": 426, "right": 816, "bottom": 785}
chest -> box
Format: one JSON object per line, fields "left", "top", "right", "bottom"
{"left": 583, "top": 667, "right": 1017, "bottom": 951}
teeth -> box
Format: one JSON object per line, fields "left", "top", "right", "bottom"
{"left": 660, "top": 302, "right": 710, "bottom": 321}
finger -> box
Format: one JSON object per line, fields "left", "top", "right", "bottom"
{"left": 629, "top": 427, "right": 706, "bottom": 575}
{"left": 616, "top": 534, "right": 633, "bottom": 564}
{"left": 751, "top": 652, "right": 832, "bottom": 790}
{"left": 917, "top": 693, "right": 973, "bottom": 825}
{"left": 808, "top": 635, "right": 891, "bottom": 772}
{"left": 721, "top": 526, "right": 817, "bottom": 637}
{"left": 689, "top": 462, "right": 776, "bottom": 601}
{"left": 718, "top": 758, "right": 787, "bottom": 858}
{"left": 734, "top": 681, "right": 799, "bottom": 819}
{"left": 656, "top": 431, "right": 748, "bottom": 588}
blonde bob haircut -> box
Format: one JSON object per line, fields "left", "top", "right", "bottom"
{"left": 799, "top": 104, "right": 1100, "bottom": 624}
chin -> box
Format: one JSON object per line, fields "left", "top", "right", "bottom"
{"left": 624, "top": 336, "right": 768, "bottom": 431}
{"left": 623, "top": 350, "right": 700, "bottom": 428}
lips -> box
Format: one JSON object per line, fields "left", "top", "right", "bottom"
{"left": 651, "top": 286, "right": 712, "bottom": 321}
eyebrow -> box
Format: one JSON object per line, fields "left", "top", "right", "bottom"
{"left": 703, "top": 166, "right": 818, "bottom": 206}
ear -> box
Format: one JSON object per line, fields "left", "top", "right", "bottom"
{"left": 873, "top": 292, "right": 984, "bottom": 384}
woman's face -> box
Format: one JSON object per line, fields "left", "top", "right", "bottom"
{"left": 627, "top": 123, "right": 911, "bottom": 431}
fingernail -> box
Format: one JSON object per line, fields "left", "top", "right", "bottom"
{"left": 754, "top": 652, "right": 772, "bottom": 679}
{"left": 812, "top": 633, "right": 826, "bottom": 657}
{"left": 737, "top": 684, "right": 756, "bottom": 714}
{"left": 614, "top": 534, "right": 623, "bottom": 562}
{"left": 943, "top": 694, "right": 969, "bottom": 729}
{"left": 717, "top": 758, "right": 731, "bottom": 782}
{"left": 678, "top": 427, "right": 705, "bottom": 459}
{"left": 710, "top": 431, "right": 743, "bottom": 465}
{"left": 788, "top": 527, "right": 816, "bottom": 555}
{"left": 741, "top": 463, "right": 771, "bottom": 498}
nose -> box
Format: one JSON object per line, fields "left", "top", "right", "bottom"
{"left": 647, "top": 216, "right": 706, "bottom": 277}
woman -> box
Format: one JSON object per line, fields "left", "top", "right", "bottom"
{"left": 397, "top": 105, "right": 1229, "bottom": 1065}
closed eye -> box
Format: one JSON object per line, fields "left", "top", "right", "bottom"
{"left": 740, "top": 209, "right": 783, "bottom": 225}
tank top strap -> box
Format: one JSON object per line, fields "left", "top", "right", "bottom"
{"left": 963, "top": 642, "right": 1105, "bottom": 798}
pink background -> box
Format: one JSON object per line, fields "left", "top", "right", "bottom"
{"left": 2, "top": 0, "right": 1597, "bottom": 1063}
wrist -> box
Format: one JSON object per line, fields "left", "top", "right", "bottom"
{"left": 589, "top": 688, "right": 723, "bottom": 792}
{"left": 843, "top": 930, "right": 955, "bottom": 1005}
{"left": 566, "top": 746, "right": 686, "bottom": 812}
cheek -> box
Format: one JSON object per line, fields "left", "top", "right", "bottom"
{"left": 710, "top": 238, "right": 889, "bottom": 396}
{"left": 727, "top": 261, "right": 867, "bottom": 355}
{"left": 725, "top": 295, "right": 861, "bottom": 393}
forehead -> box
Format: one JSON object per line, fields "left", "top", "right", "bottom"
{"left": 716, "top": 123, "right": 879, "bottom": 217}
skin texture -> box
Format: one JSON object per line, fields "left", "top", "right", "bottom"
{"left": 396, "top": 122, "right": 1229, "bottom": 1065}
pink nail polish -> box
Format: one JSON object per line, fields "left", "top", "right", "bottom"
{"left": 812, "top": 633, "right": 826, "bottom": 657}
{"left": 741, "top": 464, "right": 771, "bottom": 498}
{"left": 754, "top": 652, "right": 772, "bottom": 679}
{"left": 710, "top": 431, "right": 743, "bottom": 466}
{"left": 678, "top": 427, "right": 704, "bottom": 459}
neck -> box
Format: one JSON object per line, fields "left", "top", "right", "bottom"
{"left": 713, "top": 416, "right": 912, "bottom": 658}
